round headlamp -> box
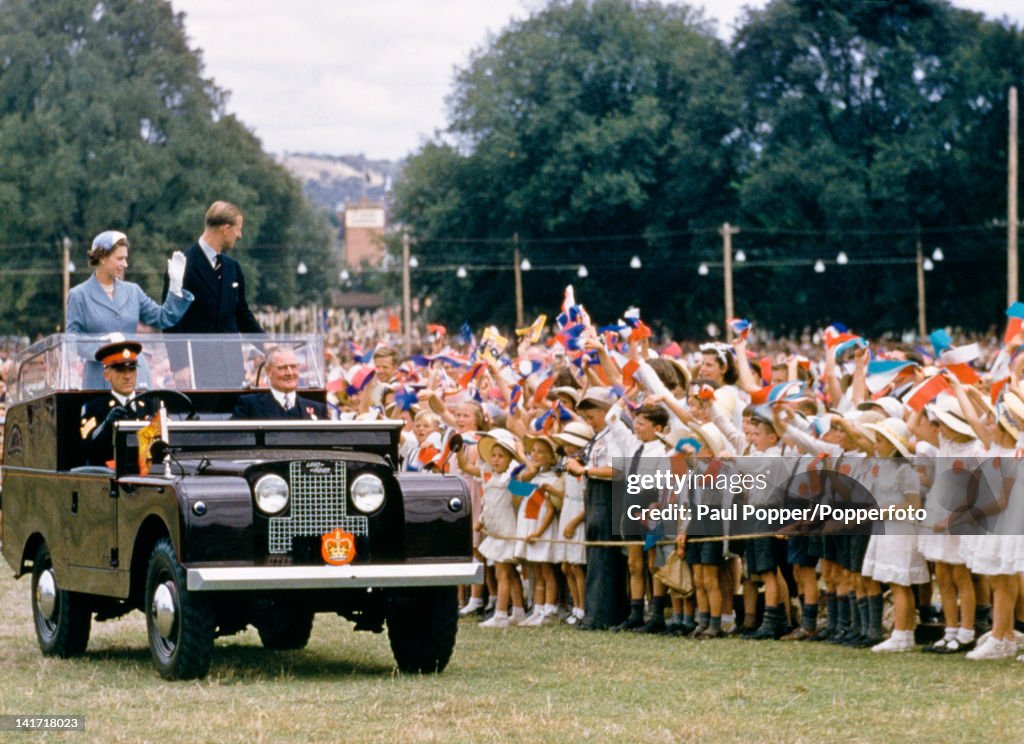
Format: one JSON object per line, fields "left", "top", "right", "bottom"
{"left": 254, "top": 474, "right": 289, "bottom": 515}
{"left": 351, "top": 473, "right": 386, "bottom": 514}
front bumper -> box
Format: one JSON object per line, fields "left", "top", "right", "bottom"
{"left": 186, "top": 561, "right": 483, "bottom": 591}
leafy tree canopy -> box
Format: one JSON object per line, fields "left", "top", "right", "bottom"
{"left": 393, "top": 0, "right": 741, "bottom": 331}
{"left": 0, "top": 0, "right": 334, "bottom": 336}
{"left": 395, "top": 0, "right": 1024, "bottom": 338}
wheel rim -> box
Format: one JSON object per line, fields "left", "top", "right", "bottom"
{"left": 150, "top": 579, "right": 179, "bottom": 655}
{"left": 34, "top": 568, "right": 58, "bottom": 638}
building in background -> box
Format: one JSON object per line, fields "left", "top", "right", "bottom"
{"left": 342, "top": 198, "right": 387, "bottom": 270}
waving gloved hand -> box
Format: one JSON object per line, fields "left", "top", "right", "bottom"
{"left": 167, "top": 250, "right": 187, "bottom": 296}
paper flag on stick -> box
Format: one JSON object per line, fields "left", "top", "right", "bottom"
{"left": 477, "top": 326, "right": 508, "bottom": 364}
{"left": 516, "top": 315, "right": 547, "bottom": 344}
{"left": 728, "top": 318, "right": 751, "bottom": 339}
{"left": 905, "top": 375, "right": 951, "bottom": 412}
{"left": 1005, "top": 303, "right": 1024, "bottom": 345}
{"left": 929, "top": 329, "right": 953, "bottom": 358}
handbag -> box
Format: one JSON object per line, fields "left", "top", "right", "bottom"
{"left": 655, "top": 551, "right": 693, "bottom": 597}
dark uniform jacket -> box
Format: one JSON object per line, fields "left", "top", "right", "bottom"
{"left": 79, "top": 393, "right": 158, "bottom": 466}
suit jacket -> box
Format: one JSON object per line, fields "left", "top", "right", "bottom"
{"left": 67, "top": 274, "right": 193, "bottom": 389}
{"left": 164, "top": 243, "right": 263, "bottom": 334}
{"left": 79, "top": 393, "right": 159, "bottom": 466}
{"left": 231, "top": 392, "right": 327, "bottom": 421}
{"left": 163, "top": 243, "right": 263, "bottom": 388}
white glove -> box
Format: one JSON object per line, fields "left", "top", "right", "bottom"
{"left": 167, "top": 251, "right": 187, "bottom": 296}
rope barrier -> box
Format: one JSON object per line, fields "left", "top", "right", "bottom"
{"left": 479, "top": 528, "right": 785, "bottom": 548}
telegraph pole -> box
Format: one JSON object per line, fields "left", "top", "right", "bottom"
{"left": 513, "top": 233, "right": 524, "bottom": 328}
{"left": 401, "top": 232, "right": 412, "bottom": 356}
{"left": 61, "top": 236, "right": 72, "bottom": 331}
{"left": 1010, "top": 85, "right": 1019, "bottom": 305}
{"left": 719, "top": 223, "right": 740, "bottom": 339}
{"left": 916, "top": 234, "right": 927, "bottom": 339}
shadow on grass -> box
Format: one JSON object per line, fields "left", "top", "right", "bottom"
{"left": 86, "top": 643, "right": 397, "bottom": 680}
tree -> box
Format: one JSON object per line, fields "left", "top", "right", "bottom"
{"left": 393, "top": 0, "right": 741, "bottom": 334}
{"left": 731, "top": 0, "right": 1024, "bottom": 334}
{"left": 0, "top": 0, "right": 335, "bottom": 336}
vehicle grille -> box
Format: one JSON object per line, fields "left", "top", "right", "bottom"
{"left": 268, "top": 461, "right": 369, "bottom": 554}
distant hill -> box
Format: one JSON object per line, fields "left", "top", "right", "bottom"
{"left": 279, "top": 153, "right": 403, "bottom": 212}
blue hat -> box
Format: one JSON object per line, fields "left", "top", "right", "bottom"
{"left": 91, "top": 230, "right": 128, "bottom": 252}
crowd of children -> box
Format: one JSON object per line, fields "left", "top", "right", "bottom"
{"left": 318, "top": 290, "right": 1024, "bottom": 661}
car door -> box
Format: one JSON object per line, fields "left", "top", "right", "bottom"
{"left": 63, "top": 473, "right": 118, "bottom": 588}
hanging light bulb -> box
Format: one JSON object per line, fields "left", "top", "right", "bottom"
{"left": 813, "top": 259, "right": 826, "bottom": 273}
{"left": 456, "top": 265, "right": 468, "bottom": 279}
{"left": 296, "top": 261, "right": 308, "bottom": 275}
{"left": 520, "top": 257, "right": 532, "bottom": 271}
{"left": 836, "top": 251, "right": 849, "bottom": 265}
{"left": 629, "top": 255, "right": 642, "bottom": 269}
{"left": 408, "top": 255, "right": 419, "bottom": 268}
{"left": 698, "top": 262, "right": 709, "bottom": 276}
{"left": 577, "top": 265, "right": 588, "bottom": 278}
{"left": 932, "top": 247, "right": 944, "bottom": 262}
{"left": 923, "top": 258, "right": 934, "bottom": 271}
{"left": 734, "top": 249, "right": 746, "bottom": 263}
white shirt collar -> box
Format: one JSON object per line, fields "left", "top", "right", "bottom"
{"left": 197, "top": 238, "right": 220, "bottom": 268}
{"left": 111, "top": 391, "right": 132, "bottom": 407}
{"left": 272, "top": 389, "right": 295, "bottom": 409}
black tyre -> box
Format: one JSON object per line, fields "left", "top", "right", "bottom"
{"left": 386, "top": 587, "right": 458, "bottom": 674}
{"left": 31, "top": 543, "right": 91, "bottom": 657}
{"left": 255, "top": 607, "right": 315, "bottom": 650}
{"left": 144, "top": 537, "right": 215, "bottom": 680}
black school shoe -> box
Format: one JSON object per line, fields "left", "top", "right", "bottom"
{"left": 931, "top": 636, "right": 975, "bottom": 654}
{"left": 845, "top": 634, "right": 877, "bottom": 649}
{"left": 687, "top": 623, "right": 709, "bottom": 638}
{"left": 666, "top": 621, "right": 697, "bottom": 637}
{"left": 613, "top": 615, "right": 646, "bottom": 632}
{"left": 808, "top": 626, "right": 837, "bottom": 642}
{"left": 635, "top": 617, "right": 667, "bottom": 634}
{"left": 828, "top": 628, "right": 857, "bottom": 645}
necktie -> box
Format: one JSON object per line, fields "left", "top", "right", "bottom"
{"left": 283, "top": 393, "right": 294, "bottom": 410}
{"left": 629, "top": 443, "right": 644, "bottom": 475}
{"left": 214, "top": 254, "right": 223, "bottom": 281}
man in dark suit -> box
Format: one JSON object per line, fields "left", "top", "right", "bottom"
{"left": 79, "top": 340, "right": 159, "bottom": 466}
{"left": 231, "top": 347, "right": 327, "bottom": 420}
{"left": 164, "top": 201, "right": 265, "bottom": 388}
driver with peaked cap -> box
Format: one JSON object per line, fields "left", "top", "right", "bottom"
{"left": 79, "top": 340, "right": 158, "bottom": 466}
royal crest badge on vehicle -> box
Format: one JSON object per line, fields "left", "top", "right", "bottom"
{"left": 321, "top": 528, "right": 356, "bottom": 565}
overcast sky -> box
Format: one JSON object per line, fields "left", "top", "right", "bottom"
{"left": 169, "top": 0, "right": 1024, "bottom": 162}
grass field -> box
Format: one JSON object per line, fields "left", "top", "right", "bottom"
{"left": 1, "top": 566, "right": 1022, "bottom": 744}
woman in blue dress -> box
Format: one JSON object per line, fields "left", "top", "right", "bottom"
{"left": 67, "top": 230, "right": 193, "bottom": 389}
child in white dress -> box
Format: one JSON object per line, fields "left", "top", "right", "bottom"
{"left": 912, "top": 395, "right": 983, "bottom": 654}
{"left": 515, "top": 434, "right": 564, "bottom": 626}
{"left": 552, "top": 422, "right": 593, "bottom": 625}
{"left": 860, "top": 418, "right": 928, "bottom": 652}
{"left": 459, "top": 429, "right": 527, "bottom": 628}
